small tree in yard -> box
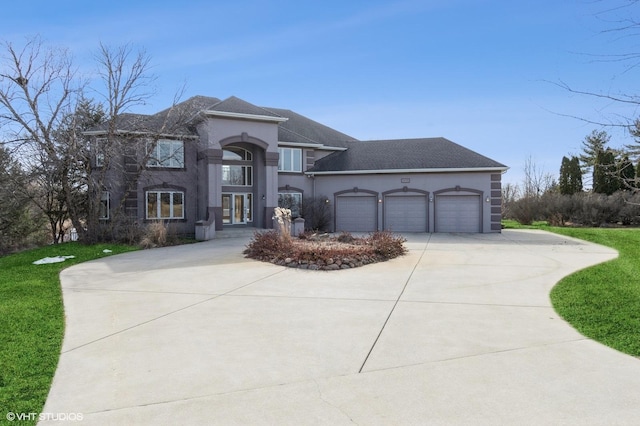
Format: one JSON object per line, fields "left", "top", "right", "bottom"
{"left": 301, "top": 196, "right": 333, "bottom": 231}
{"left": 509, "top": 156, "right": 555, "bottom": 225}
{"left": 82, "top": 42, "right": 158, "bottom": 244}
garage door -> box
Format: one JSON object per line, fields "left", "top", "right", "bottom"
{"left": 336, "top": 196, "right": 377, "bottom": 232}
{"left": 384, "top": 195, "right": 428, "bottom": 232}
{"left": 435, "top": 195, "right": 481, "bottom": 233}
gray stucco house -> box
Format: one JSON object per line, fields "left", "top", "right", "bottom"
{"left": 89, "top": 95, "right": 508, "bottom": 239}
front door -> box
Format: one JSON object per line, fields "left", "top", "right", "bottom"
{"left": 222, "top": 193, "right": 253, "bottom": 225}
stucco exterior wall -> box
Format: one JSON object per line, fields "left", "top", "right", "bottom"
{"left": 198, "top": 118, "right": 279, "bottom": 153}
{"left": 134, "top": 138, "right": 199, "bottom": 236}
{"left": 195, "top": 116, "right": 281, "bottom": 230}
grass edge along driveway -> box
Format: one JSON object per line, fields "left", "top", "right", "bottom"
{"left": 504, "top": 221, "right": 640, "bottom": 358}
{"left": 0, "top": 243, "right": 137, "bottom": 425}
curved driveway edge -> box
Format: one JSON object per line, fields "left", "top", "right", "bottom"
{"left": 41, "top": 230, "right": 640, "bottom": 425}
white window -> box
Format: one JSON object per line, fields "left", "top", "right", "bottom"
{"left": 278, "top": 192, "right": 302, "bottom": 218}
{"left": 146, "top": 191, "right": 184, "bottom": 219}
{"left": 99, "top": 192, "right": 110, "bottom": 220}
{"left": 147, "top": 139, "right": 184, "bottom": 168}
{"left": 278, "top": 148, "right": 302, "bottom": 172}
{"left": 222, "top": 165, "right": 253, "bottom": 186}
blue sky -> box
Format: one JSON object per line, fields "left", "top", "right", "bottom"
{"left": 2, "top": 0, "right": 638, "bottom": 185}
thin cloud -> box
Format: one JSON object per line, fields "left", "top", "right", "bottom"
{"left": 158, "top": 0, "right": 444, "bottom": 68}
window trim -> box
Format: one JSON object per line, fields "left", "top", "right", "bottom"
{"left": 145, "top": 190, "right": 185, "bottom": 220}
{"left": 278, "top": 147, "right": 302, "bottom": 172}
{"left": 147, "top": 139, "right": 185, "bottom": 169}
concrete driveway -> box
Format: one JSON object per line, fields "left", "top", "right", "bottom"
{"left": 42, "top": 230, "right": 640, "bottom": 425}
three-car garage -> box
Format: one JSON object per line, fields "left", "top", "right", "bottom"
{"left": 334, "top": 191, "right": 483, "bottom": 233}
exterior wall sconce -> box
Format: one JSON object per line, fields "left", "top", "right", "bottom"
{"left": 262, "top": 195, "right": 266, "bottom": 200}
{"left": 429, "top": 194, "right": 434, "bottom": 202}
{"left": 378, "top": 199, "right": 382, "bottom": 203}
{"left": 324, "top": 198, "right": 330, "bottom": 204}
{"left": 485, "top": 196, "right": 490, "bottom": 203}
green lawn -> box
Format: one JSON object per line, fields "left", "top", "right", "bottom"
{"left": 504, "top": 220, "right": 640, "bottom": 356}
{"left": 0, "top": 243, "right": 137, "bottom": 425}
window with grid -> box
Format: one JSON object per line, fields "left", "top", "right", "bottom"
{"left": 146, "top": 191, "right": 184, "bottom": 219}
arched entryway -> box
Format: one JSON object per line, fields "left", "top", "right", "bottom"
{"left": 212, "top": 134, "right": 279, "bottom": 230}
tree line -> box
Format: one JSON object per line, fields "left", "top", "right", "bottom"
{"left": 504, "top": 129, "right": 640, "bottom": 226}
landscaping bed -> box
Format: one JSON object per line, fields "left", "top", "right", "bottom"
{"left": 244, "top": 230, "right": 407, "bottom": 270}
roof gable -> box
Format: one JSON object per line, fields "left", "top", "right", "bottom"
{"left": 208, "top": 96, "right": 282, "bottom": 118}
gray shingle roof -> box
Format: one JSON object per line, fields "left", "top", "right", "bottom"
{"left": 307, "top": 138, "right": 507, "bottom": 172}
{"left": 208, "top": 96, "right": 281, "bottom": 118}
{"left": 263, "top": 107, "right": 358, "bottom": 147}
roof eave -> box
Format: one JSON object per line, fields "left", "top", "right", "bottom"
{"left": 82, "top": 130, "right": 199, "bottom": 139}
{"left": 277, "top": 141, "right": 348, "bottom": 151}
{"left": 203, "top": 110, "right": 288, "bottom": 123}
{"left": 306, "top": 166, "right": 509, "bottom": 175}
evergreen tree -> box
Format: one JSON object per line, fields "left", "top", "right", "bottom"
{"left": 559, "top": 156, "right": 583, "bottom": 195}
{"left": 569, "top": 156, "right": 583, "bottom": 193}
{"left": 626, "top": 118, "right": 640, "bottom": 162}
{"left": 559, "top": 156, "right": 571, "bottom": 194}
{"left": 593, "top": 149, "right": 619, "bottom": 195}
{"left": 580, "top": 129, "right": 610, "bottom": 178}
{"left": 618, "top": 155, "right": 636, "bottom": 189}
